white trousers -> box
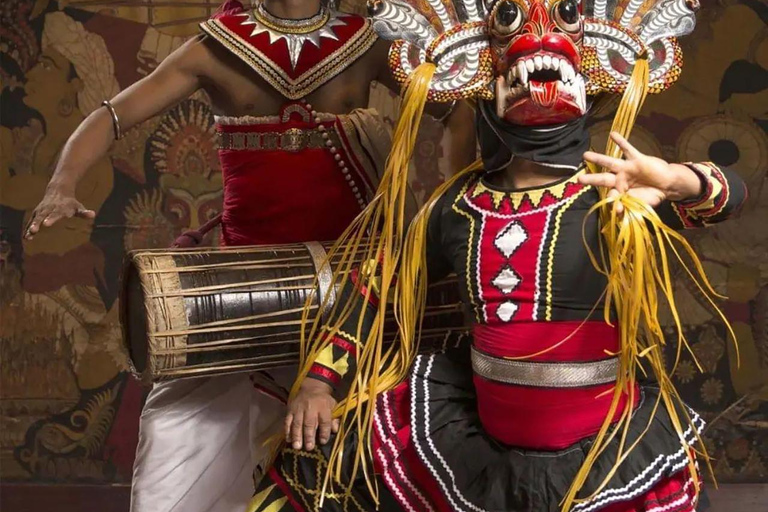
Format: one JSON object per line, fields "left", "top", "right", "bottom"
{"left": 130, "top": 369, "right": 295, "bottom": 512}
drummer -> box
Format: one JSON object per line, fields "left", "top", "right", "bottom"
{"left": 23, "top": 1, "right": 476, "bottom": 511}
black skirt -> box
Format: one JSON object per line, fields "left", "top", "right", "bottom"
{"left": 254, "top": 344, "right": 702, "bottom": 512}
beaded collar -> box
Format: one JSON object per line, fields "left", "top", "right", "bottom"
{"left": 201, "top": 5, "right": 376, "bottom": 99}
{"left": 246, "top": 3, "right": 345, "bottom": 69}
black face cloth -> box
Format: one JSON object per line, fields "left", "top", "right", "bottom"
{"left": 476, "top": 99, "right": 591, "bottom": 172}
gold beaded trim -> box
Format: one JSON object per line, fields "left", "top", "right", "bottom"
{"left": 200, "top": 16, "right": 377, "bottom": 100}
{"left": 217, "top": 127, "right": 341, "bottom": 152}
{"left": 252, "top": 4, "right": 330, "bottom": 35}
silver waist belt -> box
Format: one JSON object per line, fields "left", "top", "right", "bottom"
{"left": 471, "top": 347, "right": 619, "bottom": 388}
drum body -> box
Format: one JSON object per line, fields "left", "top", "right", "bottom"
{"left": 121, "top": 243, "right": 466, "bottom": 383}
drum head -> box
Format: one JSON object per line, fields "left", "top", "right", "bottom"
{"left": 120, "top": 259, "right": 149, "bottom": 377}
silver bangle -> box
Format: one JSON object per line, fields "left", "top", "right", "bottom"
{"left": 102, "top": 100, "right": 123, "bottom": 140}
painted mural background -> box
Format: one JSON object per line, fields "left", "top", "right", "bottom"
{"left": 0, "top": 0, "right": 766, "bottom": 487}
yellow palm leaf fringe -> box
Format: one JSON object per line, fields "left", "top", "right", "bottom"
{"left": 262, "top": 53, "right": 740, "bottom": 512}
{"left": 560, "top": 56, "right": 739, "bottom": 511}
{"left": 288, "top": 62, "right": 441, "bottom": 507}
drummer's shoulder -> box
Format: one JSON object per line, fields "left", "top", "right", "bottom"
{"left": 152, "top": 35, "right": 220, "bottom": 73}
{"left": 162, "top": 34, "right": 252, "bottom": 83}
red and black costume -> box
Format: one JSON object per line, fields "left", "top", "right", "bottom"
{"left": 253, "top": 158, "right": 746, "bottom": 512}
{"left": 367, "top": 162, "right": 745, "bottom": 512}
{"left": 248, "top": 0, "right": 750, "bottom": 511}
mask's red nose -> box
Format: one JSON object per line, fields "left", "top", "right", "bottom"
{"left": 503, "top": 33, "right": 581, "bottom": 74}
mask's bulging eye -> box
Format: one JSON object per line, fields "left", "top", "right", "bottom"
{"left": 493, "top": 1, "right": 523, "bottom": 36}
{"left": 554, "top": 0, "right": 580, "bottom": 32}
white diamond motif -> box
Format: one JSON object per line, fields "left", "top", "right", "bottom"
{"left": 494, "top": 221, "right": 527, "bottom": 258}
{"left": 492, "top": 266, "right": 521, "bottom": 294}
{"left": 497, "top": 301, "right": 519, "bottom": 322}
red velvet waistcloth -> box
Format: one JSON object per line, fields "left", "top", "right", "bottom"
{"left": 216, "top": 104, "right": 368, "bottom": 246}
{"left": 473, "top": 320, "right": 619, "bottom": 361}
{"left": 472, "top": 320, "right": 638, "bottom": 450}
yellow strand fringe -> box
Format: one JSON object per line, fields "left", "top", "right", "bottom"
{"left": 280, "top": 54, "right": 739, "bottom": 512}
{"left": 560, "top": 56, "right": 738, "bottom": 511}
{"left": 290, "top": 62, "right": 443, "bottom": 507}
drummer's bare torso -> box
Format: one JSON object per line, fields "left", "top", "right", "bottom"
{"left": 199, "top": 36, "right": 389, "bottom": 117}
{"left": 23, "top": 0, "right": 474, "bottom": 242}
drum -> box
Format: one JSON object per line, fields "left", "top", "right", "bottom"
{"left": 120, "top": 243, "right": 467, "bottom": 383}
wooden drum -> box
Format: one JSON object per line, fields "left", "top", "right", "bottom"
{"left": 120, "top": 243, "right": 467, "bottom": 383}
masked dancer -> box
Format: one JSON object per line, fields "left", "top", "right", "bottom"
{"left": 252, "top": 0, "right": 748, "bottom": 511}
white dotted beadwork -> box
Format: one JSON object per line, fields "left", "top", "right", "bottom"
{"left": 303, "top": 100, "right": 366, "bottom": 211}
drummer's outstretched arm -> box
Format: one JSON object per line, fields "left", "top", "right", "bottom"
{"left": 23, "top": 36, "right": 216, "bottom": 239}
{"left": 286, "top": 194, "right": 454, "bottom": 451}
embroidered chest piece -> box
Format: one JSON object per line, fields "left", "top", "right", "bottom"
{"left": 243, "top": 3, "right": 347, "bottom": 69}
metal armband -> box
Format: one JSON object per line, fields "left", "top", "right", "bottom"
{"left": 102, "top": 100, "right": 123, "bottom": 141}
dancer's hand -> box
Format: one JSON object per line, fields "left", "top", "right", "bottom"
{"left": 25, "top": 186, "right": 95, "bottom": 240}
{"left": 580, "top": 132, "right": 703, "bottom": 213}
{"left": 285, "top": 379, "right": 339, "bottom": 451}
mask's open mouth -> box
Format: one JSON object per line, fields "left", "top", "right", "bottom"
{"left": 498, "top": 52, "right": 586, "bottom": 125}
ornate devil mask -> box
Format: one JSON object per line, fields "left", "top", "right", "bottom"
{"left": 370, "top": 0, "right": 699, "bottom": 126}
{"left": 488, "top": 0, "right": 585, "bottom": 125}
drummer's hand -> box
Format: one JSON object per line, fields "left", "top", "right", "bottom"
{"left": 285, "top": 378, "right": 339, "bottom": 451}
{"left": 24, "top": 185, "right": 95, "bottom": 240}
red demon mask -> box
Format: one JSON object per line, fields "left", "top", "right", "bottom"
{"left": 489, "top": 0, "right": 586, "bottom": 125}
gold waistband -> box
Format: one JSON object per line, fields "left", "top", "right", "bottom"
{"left": 214, "top": 110, "right": 337, "bottom": 126}
{"left": 217, "top": 127, "right": 342, "bottom": 152}
{"left": 471, "top": 347, "right": 619, "bottom": 388}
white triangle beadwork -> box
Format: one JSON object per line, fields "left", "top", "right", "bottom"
{"left": 239, "top": 10, "right": 347, "bottom": 69}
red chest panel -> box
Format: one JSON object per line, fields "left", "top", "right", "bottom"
{"left": 201, "top": 8, "right": 377, "bottom": 99}
{"left": 215, "top": 102, "right": 378, "bottom": 246}
{"left": 477, "top": 212, "right": 547, "bottom": 323}
{"left": 464, "top": 177, "right": 586, "bottom": 324}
